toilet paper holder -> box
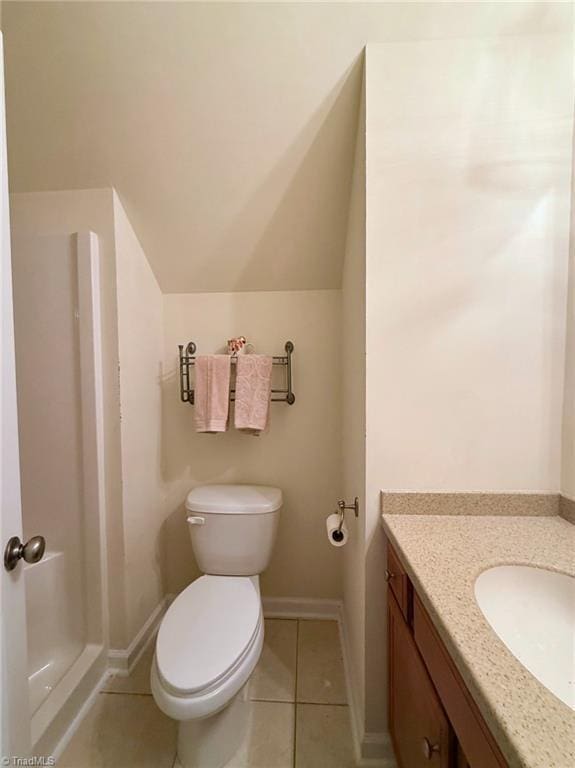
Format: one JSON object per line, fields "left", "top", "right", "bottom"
{"left": 336, "top": 498, "right": 359, "bottom": 531}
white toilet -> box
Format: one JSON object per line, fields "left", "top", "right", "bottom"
{"left": 151, "top": 484, "right": 282, "bottom": 768}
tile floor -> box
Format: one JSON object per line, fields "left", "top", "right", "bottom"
{"left": 58, "top": 619, "right": 356, "bottom": 768}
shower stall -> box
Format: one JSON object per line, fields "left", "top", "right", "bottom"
{"left": 11, "top": 230, "right": 107, "bottom": 755}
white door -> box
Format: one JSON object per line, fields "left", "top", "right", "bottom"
{"left": 0, "top": 32, "right": 31, "bottom": 761}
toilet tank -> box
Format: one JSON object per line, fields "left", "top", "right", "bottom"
{"left": 185, "top": 485, "right": 282, "bottom": 575}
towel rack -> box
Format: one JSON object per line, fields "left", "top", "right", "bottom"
{"left": 178, "top": 341, "right": 295, "bottom": 405}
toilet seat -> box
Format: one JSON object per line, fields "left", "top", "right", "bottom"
{"left": 151, "top": 575, "right": 264, "bottom": 721}
{"left": 157, "top": 574, "right": 261, "bottom": 696}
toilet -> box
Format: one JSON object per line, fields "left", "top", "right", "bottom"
{"left": 151, "top": 484, "right": 282, "bottom": 768}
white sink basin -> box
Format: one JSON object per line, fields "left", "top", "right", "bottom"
{"left": 474, "top": 565, "right": 575, "bottom": 710}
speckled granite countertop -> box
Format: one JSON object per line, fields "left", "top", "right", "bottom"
{"left": 381, "top": 514, "right": 575, "bottom": 768}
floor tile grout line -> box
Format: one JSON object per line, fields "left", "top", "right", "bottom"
{"left": 249, "top": 697, "right": 296, "bottom": 704}
{"left": 100, "top": 690, "right": 154, "bottom": 697}
{"left": 249, "top": 693, "right": 349, "bottom": 707}
{"left": 293, "top": 618, "right": 300, "bottom": 768}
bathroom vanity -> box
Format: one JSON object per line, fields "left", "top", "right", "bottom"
{"left": 382, "top": 514, "right": 575, "bottom": 768}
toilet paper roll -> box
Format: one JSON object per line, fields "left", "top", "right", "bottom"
{"left": 326, "top": 513, "right": 348, "bottom": 547}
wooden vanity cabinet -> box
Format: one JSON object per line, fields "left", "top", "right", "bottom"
{"left": 388, "top": 588, "right": 452, "bottom": 767}
{"left": 386, "top": 541, "right": 508, "bottom": 768}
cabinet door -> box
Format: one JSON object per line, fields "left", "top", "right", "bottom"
{"left": 388, "top": 589, "right": 451, "bottom": 768}
{"left": 413, "top": 594, "right": 507, "bottom": 768}
{"left": 456, "top": 743, "right": 471, "bottom": 768}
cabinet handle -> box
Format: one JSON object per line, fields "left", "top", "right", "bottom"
{"left": 421, "top": 737, "right": 440, "bottom": 760}
{"left": 385, "top": 569, "right": 395, "bottom": 582}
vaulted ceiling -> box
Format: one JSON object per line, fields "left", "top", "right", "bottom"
{"left": 3, "top": 1, "right": 567, "bottom": 292}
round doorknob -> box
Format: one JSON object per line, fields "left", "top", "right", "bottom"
{"left": 385, "top": 569, "right": 395, "bottom": 582}
{"left": 421, "top": 737, "right": 440, "bottom": 760}
{"left": 4, "top": 535, "right": 46, "bottom": 572}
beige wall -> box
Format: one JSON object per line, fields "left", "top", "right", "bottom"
{"left": 341, "top": 64, "right": 367, "bottom": 751}
{"left": 162, "top": 290, "right": 343, "bottom": 600}
{"left": 562, "top": 130, "right": 575, "bottom": 499}
{"left": 114, "top": 193, "right": 165, "bottom": 643}
{"left": 366, "top": 35, "right": 572, "bottom": 496}
{"left": 3, "top": 1, "right": 568, "bottom": 294}
{"left": 564, "top": 255, "right": 574, "bottom": 499}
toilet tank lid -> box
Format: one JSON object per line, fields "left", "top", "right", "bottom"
{"left": 185, "top": 484, "right": 282, "bottom": 514}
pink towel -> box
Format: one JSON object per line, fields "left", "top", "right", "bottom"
{"left": 234, "top": 355, "right": 273, "bottom": 435}
{"left": 194, "top": 355, "right": 231, "bottom": 432}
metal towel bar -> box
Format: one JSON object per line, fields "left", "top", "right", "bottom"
{"left": 178, "top": 340, "right": 295, "bottom": 406}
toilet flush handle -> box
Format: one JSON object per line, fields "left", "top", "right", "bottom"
{"left": 187, "top": 515, "right": 205, "bottom": 526}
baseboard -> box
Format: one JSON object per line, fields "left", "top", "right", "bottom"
{"left": 108, "top": 594, "right": 172, "bottom": 675}
{"left": 337, "top": 605, "right": 396, "bottom": 766}
{"left": 264, "top": 596, "right": 396, "bottom": 767}
{"left": 262, "top": 595, "right": 342, "bottom": 620}
{"left": 359, "top": 733, "right": 397, "bottom": 766}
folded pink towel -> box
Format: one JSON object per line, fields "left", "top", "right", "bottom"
{"left": 194, "top": 355, "right": 231, "bottom": 433}
{"left": 234, "top": 355, "right": 273, "bottom": 435}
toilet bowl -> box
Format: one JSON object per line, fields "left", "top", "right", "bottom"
{"left": 151, "top": 484, "right": 282, "bottom": 768}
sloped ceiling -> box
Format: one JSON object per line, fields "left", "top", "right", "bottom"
{"left": 3, "top": 1, "right": 365, "bottom": 292}
{"left": 3, "top": 1, "right": 567, "bottom": 292}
